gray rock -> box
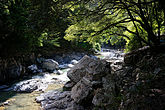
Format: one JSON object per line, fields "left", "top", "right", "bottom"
{"left": 63, "top": 81, "right": 76, "bottom": 91}
{"left": 114, "top": 59, "right": 123, "bottom": 65}
{"left": 53, "top": 70, "right": 63, "bottom": 75}
{"left": 66, "top": 103, "right": 85, "bottom": 110}
{"left": 13, "top": 79, "right": 48, "bottom": 93}
{"left": 57, "top": 70, "right": 63, "bottom": 75}
{"left": 35, "top": 95, "right": 45, "bottom": 103}
{"left": 92, "top": 89, "right": 105, "bottom": 106}
{"left": 36, "top": 91, "right": 75, "bottom": 110}
{"left": 71, "top": 60, "right": 79, "bottom": 65}
{"left": 67, "top": 55, "right": 110, "bottom": 83}
{"left": 42, "top": 59, "right": 59, "bottom": 71}
{"left": 71, "top": 77, "right": 93, "bottom": 104}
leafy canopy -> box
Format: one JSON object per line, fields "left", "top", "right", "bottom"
{"left": 64, "top": 0, "right": 165, "bottom": 51}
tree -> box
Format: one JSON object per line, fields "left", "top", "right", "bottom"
{"left": 64, "top": 0, "right": 165, "bottom": 51}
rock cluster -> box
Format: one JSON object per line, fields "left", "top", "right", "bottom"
{"left": 36, "top": 55, "right": 111, "bottom": 110}
{"left": 118, "top": 47, "right": 165, "bottom": 110}
{"left": 42, "top": 59, "right": 59, "bottom": 71}
{"left": 36, "top": 47, "right": 165, "bottom": 110}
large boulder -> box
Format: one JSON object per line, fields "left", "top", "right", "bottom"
{"left": 71, "top": 77, "right": 93, "bottom": 104}
{"left": 67, "top": 55, "right": 94, "bottom": 83}
{"left": 42, "top": 59, "right": 59, "bottom": 71}
{"left": 67, "top": 55, "right": 110, "bottom": 83}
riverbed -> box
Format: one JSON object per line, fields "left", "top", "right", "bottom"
{"left": 0, "top": 49, "right": 124, "bottom": 110}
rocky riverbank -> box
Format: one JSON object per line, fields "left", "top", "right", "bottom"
{"left": 35, "top": 53, "right": 124, "bottom": 110}
{"left": 36, "top": 46, "right": 165, "bottom": 110}
{"left": 0, "top": 49, "right": 123, "bottom": 110}
{"left": 1, "top": 47, "right": 164, "bottom": 110}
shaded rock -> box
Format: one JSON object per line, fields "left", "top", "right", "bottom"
{"left": 52, "top": 70, "right": 63, "bottom": 75}
{"left": 124, "top": 46, "right": 150, "bottom": 65}
{"left": 71, "top": 77, "right": 93, "bottom": 104}
{"left": 87, "top": 60, "right": 110, "bottom": 81}
{"left": 92, "top": 89, "right": 106, "bottom": 106}
{"left": 56, "top": 70, "right": 63, "bottom": 75}
{"left": 0, "top": 85, "right": 9, "bottom": 90}
{"left": 0, "top": 85, "right": 11, "bottom": 92}
{"left": 91, "top": 81, "right": 103, "bottom": 89}
{"left": 7, "top": 64, "right": 24, "bottom": 79}
{"left": 42, "top": 59, "right": 59, "bottom": 71}
{"left": 63, "top": 81, "right": 75, "bottom": 91}
{"left": 66, "top": 103, "right": 85, "bottom": 110}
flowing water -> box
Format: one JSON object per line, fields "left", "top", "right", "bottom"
{"left": 0, "top": 69, "right": 69, "bottom": 110}
{"left": 0, "top": 84, "right": 63, "bottom": 110}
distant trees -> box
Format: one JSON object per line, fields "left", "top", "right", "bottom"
{"left": 64, "top": 0, "right": 165, "bottom": 51}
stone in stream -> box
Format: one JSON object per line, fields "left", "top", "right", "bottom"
{"left": 59, "top": 64, "right": 74, "bottom": 69}
{"left": 42, "top": 59, "right": 59, "bottom": 71}
{"left": 70, "top": 59, "right": 79, "bottom": 65}
{"left": 13, "top": 79, "right": 48, "bottom": 93}
{"left": 67, "top": 64, "right": 74, "bottom": 68}
{"left": 53, "top": 70, "right": 63, "bottom": 75}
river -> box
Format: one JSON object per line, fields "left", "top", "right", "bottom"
{"left": 0, "top": 49, "right": 124, "bottom": 110}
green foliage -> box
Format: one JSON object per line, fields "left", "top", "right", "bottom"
{"left": 124, "top": 36, "right": 142, "bottom": 52}
{"left": 0, "top": 0, "right": 70, "bottom": 57}
{"left": 63, "top": 0, "right": 165, "bottom": 52}
{"left": 39, "top": 32, "right": 60, "bottom": 47}
{"left": 0, "top": 0, "right": 32, "bottom": 55}
{"left": 0, "top": 0, "right": 164, "bottom": 56}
